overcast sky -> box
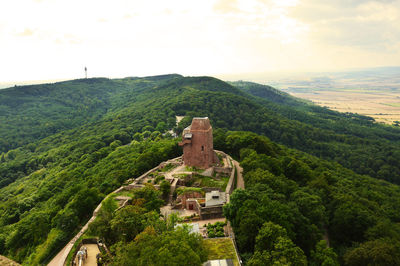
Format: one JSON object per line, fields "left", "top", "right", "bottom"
{"left": 1, "top": 0, "right": 399, "bottom": 82}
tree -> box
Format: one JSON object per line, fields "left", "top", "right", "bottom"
{"left": 343, "top": 238, "right": 400, "bottom": 266}
{"left": 271, "top": 237, "right": 307, "bottom": 266}
{"left": 150, "top": 131, "right": 161, "bottom": 140}
{"left": 110, "top": 205, "right": 146, "bottom": 242}
{"left": 132, "top": 184, "right": 164, "bottom": 212}
{"left": 112, "top": 226, "right": 207, "bottom": 266}
{"left": 133, "top": 132, "right": 144, "bottom": 141}
{"left": 142, "top": 130, "right": 151, "bottom": 138}
{"left": 155, "top": 122, "right": 167, "bottom": 132}
{"left": 255, "top": 221, "right": 287, "bottom": 252}
{"left": 365, "top": 219, "right": 400, "bottom": 241}
{"left": 142, "top": 125, "right": 154, "bottom": 132}
{"left": 330, "top": 200, "right": 376, "bottom": 244}
{"left": 223, "top": 189, "right": 251, "bottom": 227}
{"left": 160, "top": 180, "right": 171, "bottom": 200}
{"left": 109, "top": 140, "right": 122, "bottom": 150}
{"left": 51, "top": 208, "right": 79, "bottom": 234}
{"left": 310, "top": 240, "right": 339, "bottom": 266}
{"left": 236, "top": 212, "right": 264, "bottom": 253}
{"left": 284, "top": 158, "right": 313, "bottom": 184}
{"left": 248, "top": 236, "right": 307, "bottom": 266}
{"left": 87, "top": 197, "right": 118, "bottom": 244}
{"left": 291, "top": 190, "right": 326, "bottom": 228}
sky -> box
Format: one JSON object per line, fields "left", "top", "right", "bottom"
{"left": 0, "top": 0, "right": 399, "bottom": 83}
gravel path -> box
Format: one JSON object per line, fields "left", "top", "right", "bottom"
{"left": 234, "top": 160, "right": 245, "bottom": 189}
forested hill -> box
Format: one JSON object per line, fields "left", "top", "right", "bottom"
{"left": 1, "top": 74, "right": 400, "bottom": 264}
{"left": 1, "top": 75, "right": 399, "bottom": 184}
{"left": 0, "top": 76, "right": 179, "bottom": 153}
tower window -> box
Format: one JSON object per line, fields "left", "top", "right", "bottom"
{"left": 201, "top": 146, "right": 204, "bottom": 151}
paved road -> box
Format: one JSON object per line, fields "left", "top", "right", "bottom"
{"left": 234, "top": 160, "right": 245, "bottom": 189}
{"left": 82, "top": 244, "right": 100, "bottom": 266}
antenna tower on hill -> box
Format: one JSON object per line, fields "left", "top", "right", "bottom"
{"left": 84, "top": 66, "right": 87, "bottom": 79}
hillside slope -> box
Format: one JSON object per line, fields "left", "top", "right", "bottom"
{"left": 0, "top": 75, "right": 184, "bottom": 153}
{"left": 0, "top": 75, "right": 400, "bottom": 264}
{"left": 1, "top": 75, "right": 400, "bottom": 186}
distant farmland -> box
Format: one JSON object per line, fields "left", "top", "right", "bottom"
{"left": 287, "top": 89, "right": 400, "bottom": 125}
{"left": 270, "top": 68, "right": 400, "bottom": 125}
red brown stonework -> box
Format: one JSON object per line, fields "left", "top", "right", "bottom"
{"left": 179, "top": 117, "right": 218, "bottom": 169}
{"left": 178, "top": 191, "right": 204, "bottom": 207}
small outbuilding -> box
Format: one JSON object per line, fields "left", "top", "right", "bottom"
{"left": 205, "top": 191, "right": 226, "bottom": 207}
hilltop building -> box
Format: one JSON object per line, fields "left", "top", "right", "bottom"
{"left": 179, "top": 117, "right": 218, "bottom": 169}
{"left": 184, "top": 190, "right": 227, "bottom": 220}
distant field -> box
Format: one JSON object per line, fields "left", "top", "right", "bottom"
{"left": 260, "top": 67, "right": 400, "bottom": 125}
{"left": 288, "top": 89, "right": 400, "bottom": 124}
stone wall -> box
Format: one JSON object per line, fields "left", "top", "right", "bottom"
{"left": 214, "top": 167, "right": 232, "bottom": 175}
{"left": 179, "top": 191, "right": 204, "bottom": 206}
{"left": 186, "top": 198, "right": 201, "bottom": 212}
{"left": 200, "top": 205, "right": 224, "bottom": 220}
{"left": 224, "top": 157, "right": 236, "bottom": 196}
{"left": 202, "top": 187, "right": 223, "bottom": 193}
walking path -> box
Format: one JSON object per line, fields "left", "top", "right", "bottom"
{"left": 47, "top": 245, "right": 67, "bottom": 266}
{"left": 82, "top": 244, "right": 100, "bottom": 266}
{"left": 0, "top": 255, "right": 20, "bottom": 266}
{"left": 234, "top": 160, "right": 245, "bottom": 189}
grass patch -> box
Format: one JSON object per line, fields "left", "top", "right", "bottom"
{"left": 217, "top": 153, "right": 224, "bottom": 166}
{"left": 176, "top": 187, "right": 204, "bottom": 195}
{"left": 174, "top": 173, "right": 190, "bottom": 179}
{"left": 185, "top": 166, "right": 205, "bottom": 173}
{"left": 193, "top": 175, "right": 229, "bottom": 190}
{"left": 113, "top": 190, "right": 136, "bottom": 198}
{"left": 161, "top": 163, "right": 176, "bottom": 172}
{"left": 203, "top": 238, "right": 239, "bottom": 266}
{"left": 111, "top": 190, "right": 135, "bottom": 206}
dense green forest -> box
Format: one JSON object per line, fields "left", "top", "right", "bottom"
{"left": 0, "top": 74, "right": 399, "bottom": 264}
{"left": 1, "top": 75, "right": 399, "bottom": 185}
{"left": 217, "top": 131, "right": 400, "bottom": 265}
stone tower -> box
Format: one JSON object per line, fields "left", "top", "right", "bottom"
{"left": 179, "top": 117, "right": 218, "bottom": 169}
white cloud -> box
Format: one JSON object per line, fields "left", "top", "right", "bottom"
{"left": 291, "top": 0, "right": 400, "bottom": 50}
{"left": 0, "top": 0, "right": 398, "bottom": 82}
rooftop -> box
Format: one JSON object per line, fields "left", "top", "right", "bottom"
{"left": 205, "top": 191, "right": 226, "bottom": 207}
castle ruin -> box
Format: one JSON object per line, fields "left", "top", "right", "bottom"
{"left": 179, "top": 117, "right": 218, "bottom": 169}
